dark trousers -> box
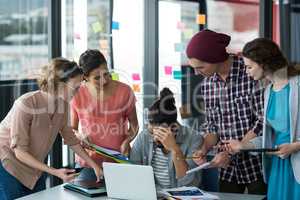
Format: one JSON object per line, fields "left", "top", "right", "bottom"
{"left": 0, "top": 161, "right": 46, "bottom": 200}
{"left": 219, "top": 176, "right": 267, "bottom": 195}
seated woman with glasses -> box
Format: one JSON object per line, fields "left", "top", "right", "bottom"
{"left": 70, "top": 49, "right": 139, "bottom": 181}
{"left": 130, "top": 88, "right": 203, "bottom": 189}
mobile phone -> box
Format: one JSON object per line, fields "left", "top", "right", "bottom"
{"left": 74, "top": 167, "right": 83, "bottom": 173}
{"left": 67, "top": 167, "right": 83, "bottom": 175}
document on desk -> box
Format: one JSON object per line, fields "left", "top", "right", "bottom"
{"left": 186, "top": 162, "right": 211, "bottom": 174}
{"left": 161, "top": 186, "right": 219, "bottom": 200}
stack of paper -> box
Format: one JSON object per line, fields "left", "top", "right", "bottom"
{"left": 161, "top": 186, "right": 219, "bottom": 200}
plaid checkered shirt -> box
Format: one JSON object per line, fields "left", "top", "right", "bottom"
{"left": 200, "top": 55, "right": 264, "bottom": 184}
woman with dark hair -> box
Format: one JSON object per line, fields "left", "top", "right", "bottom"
{"left": 70, "top": 49, "right": 139, "bottom": 181}
{"left": 130, "top": 88, "right": 202, "bottom": 189}
{"left": 0, "top": 58, "right": 102, "bottom": 200}
{"left": 222, "top": 38, "right": 300, "bottom": 200}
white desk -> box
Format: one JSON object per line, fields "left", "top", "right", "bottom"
{"left": 18, "top": 185, "right": 265, "bottom": 200}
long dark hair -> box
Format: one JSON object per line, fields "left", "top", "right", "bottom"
{"left": 79, "top": 49, "right": 107, "bottom": 76}
{"left": 148, "top": 88, "right": 177, "bottom": 125}
{"left": 242, "top": 38, "right": 300, "bottom": 77}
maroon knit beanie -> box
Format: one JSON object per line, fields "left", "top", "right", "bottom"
{"left": 186, "top": 29, "right": 231, "bottom": 63}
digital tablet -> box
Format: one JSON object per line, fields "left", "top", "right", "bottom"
{"left": 70, "top": 180, "right": 105, "bottom": 189}
{"left": 240, "top": 148, "right": 279, "bottom": 153}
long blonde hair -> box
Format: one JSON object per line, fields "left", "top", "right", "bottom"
{"left": 37, "top": 58, "right": 82, "bottom": 92}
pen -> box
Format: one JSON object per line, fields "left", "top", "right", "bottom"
{"left": 176, "top": 156, "right": 201, "bottom": 161}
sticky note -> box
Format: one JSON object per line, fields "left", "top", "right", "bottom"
{"left": 132, "top": 84, "right": 141, "bottom": 93}
{"left": 183, "top": 29, "right": 194, "bottom": 39}
{"left": 74, "top": 33, "right": 81, "bottom": 40}
{"left": 175, "top": 43, "right": 184, "bottom": 52}
{"left": 197, "top": 14, "right": 206, "bottom": 25}
{"left": 173, "top": 70, "right": 182, "bottom": 80}
{"left": 112, "top": 21, "right": 120, "bottom": 30}
{"left": 164, "top": 66, "right": 173, "bottom": 75}
{"left": 92, "top": 22, "right": 103, "bottom": 33}
{"left": 99, "top": 39, "right": 109, "bottom": 49}
{"left": 132, "top": 73, "right": 141, "bottom": 81}
{"left": 111, "top": 72, "right": 119, "bottom": 81}
{"left": 176, "top": 21, "right": 185, "bottom": 30}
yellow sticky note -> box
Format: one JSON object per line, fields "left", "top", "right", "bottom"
{"left": 196, "top": 14, "right": 206, "bottom": 25}
{"left": 132, "top": 84, "right": 141, "bottom": 93}
{"left": 92, "top": 22, "right": 103, "bottom": 33}
{"left": 111, "top": 72, "right": 119, "bottom": 81}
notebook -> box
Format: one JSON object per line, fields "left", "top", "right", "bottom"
{"left": 63, "top": 180, "right": 106, "bottom": 197}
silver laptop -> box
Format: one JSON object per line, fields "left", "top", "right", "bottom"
{"left": 103, "top": 162, "right": 157, "bottom": 200}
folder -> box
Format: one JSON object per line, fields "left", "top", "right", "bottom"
{"left": 83, "top": 139, "right": 132, "bottom": 164}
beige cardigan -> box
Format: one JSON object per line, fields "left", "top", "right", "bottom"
{"left": 0, "top": 91, "right": 79, "bottom": 189}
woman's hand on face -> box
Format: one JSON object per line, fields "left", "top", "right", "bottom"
{"left": 153, "top": 127, "right": 177, "bottom": 152}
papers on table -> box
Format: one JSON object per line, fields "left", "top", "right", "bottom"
{"left": 186, "top": 162, "right": 211, "bottom": 174}
{"left": 160, "top": 186, "right": 219, "bottom": 200}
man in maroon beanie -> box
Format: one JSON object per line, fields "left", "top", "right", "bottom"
{"left": 186, "top": 29, "right": 267, "bottom": 194}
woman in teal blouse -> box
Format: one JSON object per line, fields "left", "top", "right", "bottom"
{"left": 222, "top": 38, "right": 300, "bottom": 200}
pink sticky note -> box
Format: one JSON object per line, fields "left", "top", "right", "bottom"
{"left": 132, "top": 73, "right": 141, "bottom": 81}
{"left": 177, "top": 21, "right": 185, "bottom": 30}
{"left": 164, "top": 66, "right": 173, "bottom": 75}
{"left": 74, "top": 33, "right": 81, "bottom": 40}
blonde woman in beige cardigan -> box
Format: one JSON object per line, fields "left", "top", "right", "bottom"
{"left": 0, "top": 58, "right": 102, "bottom": 200}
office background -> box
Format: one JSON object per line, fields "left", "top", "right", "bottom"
{"left": 0, "top": 0, "right": 299, "bottom": 188}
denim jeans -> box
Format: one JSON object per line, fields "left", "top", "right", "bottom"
{"left": 0, "top": 161, "right": 46, "bottom": 200}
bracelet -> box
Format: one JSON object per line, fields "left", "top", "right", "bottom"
{"left": 175, "top": 156, "right": 185, "bottom": 161}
